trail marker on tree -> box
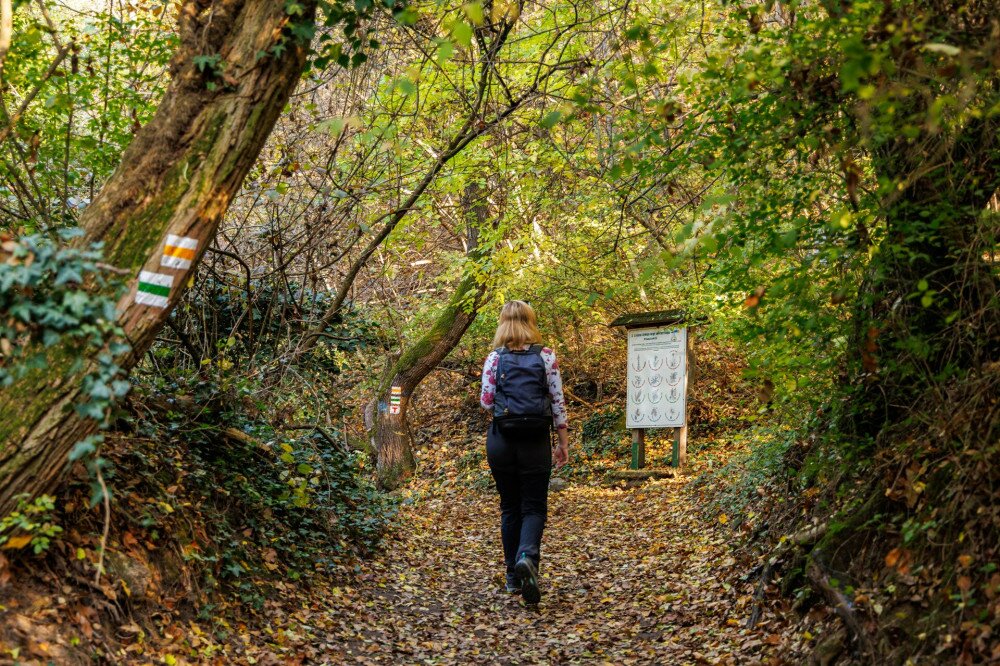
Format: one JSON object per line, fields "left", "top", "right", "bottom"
{"left": 610, "top": 309, "right": 699, "bottom": 471}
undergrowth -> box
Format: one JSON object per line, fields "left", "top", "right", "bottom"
{"left": 110, "top": 373, "right": 397, "bottom": 607}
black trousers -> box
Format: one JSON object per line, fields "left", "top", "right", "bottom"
{"left": 486, "top": 424, "right": 552, "bottom": 573}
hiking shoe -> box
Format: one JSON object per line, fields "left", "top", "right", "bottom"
{"left": 514, "top": 555, "right": 540, "bottom": 604}
{"left": 505, "top": 572, "right": 522, "bottom": 594}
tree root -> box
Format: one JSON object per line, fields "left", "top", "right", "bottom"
{"left": 746, "top": 522, "right": 828, "bottom": 629}
{"left": 806, "top": 557, "right": 874, "bottom": 657}
{"left": 746, "top": 561, "right": 772, "bottom": 629}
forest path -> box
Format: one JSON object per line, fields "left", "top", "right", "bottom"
{"left": 304, "top": 476, "right": 779, "bottom": 665}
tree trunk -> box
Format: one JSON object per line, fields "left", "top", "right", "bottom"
{"left": 373, "top": 185, "right": 491, "bottom": 489}
{"left": 373, "top": 272, "right": 487, "bottom": 488}
{"left": 0, "top": 0, "right": 315, "bottom": 516}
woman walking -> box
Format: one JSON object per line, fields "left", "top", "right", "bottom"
{"left": 480, "top": 300, "right": 570, "bottom": 604}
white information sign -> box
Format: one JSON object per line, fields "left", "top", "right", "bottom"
{"left": 626, "top": 326, "right": 687, "bottom": 429}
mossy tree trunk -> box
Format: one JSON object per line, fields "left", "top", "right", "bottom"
{"left": 0, "top": 0, "right": 315, "bottom": 516}
{"left": 373, "top": 185, "right": 491, "bottom": 489}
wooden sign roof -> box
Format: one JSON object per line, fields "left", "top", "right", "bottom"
{"left": 608, "top": 309, "right": 706, "bottom": 329}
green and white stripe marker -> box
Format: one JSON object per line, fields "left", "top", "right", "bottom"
{"left": 135, "top": 270, "right": 173, "bottom": 308}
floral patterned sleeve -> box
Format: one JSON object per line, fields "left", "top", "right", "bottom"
{"left": 541, "top": 347, "right": 569, "bottom": 430}
{"left": 480, "top": 350, "right": 500, "bottom": 410}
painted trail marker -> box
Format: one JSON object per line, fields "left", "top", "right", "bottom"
{"left": 160, "top": 234, "right": 199, "bottom": 270}
{"left": 135, "top": 271, "right": 174, "bottom": 309}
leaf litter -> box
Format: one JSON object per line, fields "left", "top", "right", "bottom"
{"left": 3, "top": 472, "right": 792, "bottom": 665}
{"left": 273, "top": 473, "right": 789, "bottom": 665}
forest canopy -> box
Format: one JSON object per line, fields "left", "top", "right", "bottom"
{"left": 0, "top": 0, "right": 997, "bottom": 663}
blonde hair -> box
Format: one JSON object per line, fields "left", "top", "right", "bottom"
{"left": 491, "top": 300, "right": 543, "bottom": 349}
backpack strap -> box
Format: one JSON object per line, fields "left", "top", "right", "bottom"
{"left": 494, "top": 347, "right": 507, "bottom": 412}
{"left": 527, "top": 343, "right": 543, "bottom": 354}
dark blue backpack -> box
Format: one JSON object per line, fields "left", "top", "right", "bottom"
{"left": 493, "top": 344, "right": 552, "bottom": 436}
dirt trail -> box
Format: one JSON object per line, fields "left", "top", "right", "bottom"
{"left": 302, "top": 477, "right": 781, "bottom": 665}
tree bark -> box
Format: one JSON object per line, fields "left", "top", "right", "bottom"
{"left": 0, "top": 0, "right": 315, "bottom": 516}
{"left": 372, "top": 184, "right": 491, "bottom": 489}
{"left": 372, "top": 272, "right": 487, "bottom": 488}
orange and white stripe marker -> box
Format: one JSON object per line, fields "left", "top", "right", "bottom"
{"left": 160, "top": 234, "right": 198, "bottom": 270}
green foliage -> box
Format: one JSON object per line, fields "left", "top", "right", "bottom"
{"left": 0, "top": 3, "right": 175, "bottom": 232}
{"left": 0, "top": 231, "right": 128, "bottom": 512}
{"left": 0, "top": 231, "right": 129, "bottom": 422}
{"left": 308, "top": 0, "right": 409, "bottom": 70}
{"left": 186, "top": 427, "right": 395, "bottom": 578}
{"left": 580, "top": 407, "right": 627, "bottom": 457}
{"left": 0, "top": 494, "right": 64, "bottom": 554}
{"left": 698, "top": 425, "right": 797, "bottom": 522}
{"left": 0, "top": 1, "right": 992, "bottom": 656}
{"left": 624, "top": 0, "right": 998, "bottom": 416}
{"left": 192, "top": 54, "right": 224, "bottom": 77}
{"left": 161, "top": 276, "right": 381, "bottom": 377}
{"left": 128, "top": 340, "right": 397, "bottom": 598}
{"left": 0, "top": 231, "right": 114, "bottom": 377}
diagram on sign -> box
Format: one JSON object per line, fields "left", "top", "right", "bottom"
{"left": 626, "top": 326, "right": 687, "bottom": 428}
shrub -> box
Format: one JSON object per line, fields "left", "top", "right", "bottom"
{"left": 0, "top": 495, "right": 64, "bottom": 554}
{"left": 581, "top": 407, "right": 627, "bottom": 457}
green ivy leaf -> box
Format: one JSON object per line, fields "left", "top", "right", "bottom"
{"left": 395, "top": 77, "right": 416, "bottom": 95}
{"left": 436, "top": 39, "right": 454, "bottom": 64}
{"left": 55, "top": 265, "right": 84, "bottom": 286}
{"left": 68, "top": 438, "right": 98, "bottom": 462}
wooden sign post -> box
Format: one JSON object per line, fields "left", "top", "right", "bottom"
{"left": 631, "top": 429, "right": 646, "bottom": 469}
{"left": 610, "top": 310, "right": 698, "bottom": 471}
{"left": 673, "top": 328, "right": 694, "bottom": 468}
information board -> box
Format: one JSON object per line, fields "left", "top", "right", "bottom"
{"left": 626, "top": 326, "right": 687, "bottom": 429}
